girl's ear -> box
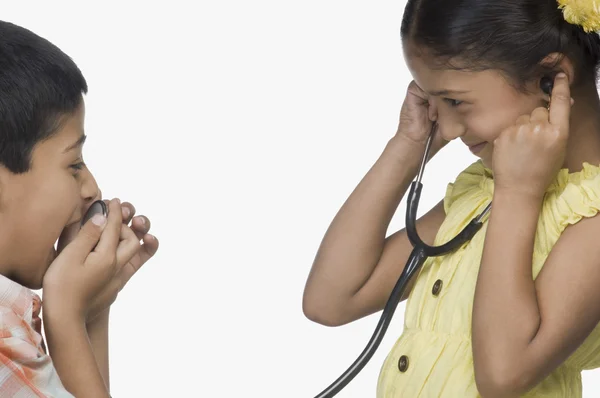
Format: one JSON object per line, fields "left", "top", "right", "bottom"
{"left": 539, "top": 52, "right": 576, "bottom": 85}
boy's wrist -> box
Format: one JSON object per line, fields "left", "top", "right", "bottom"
{"left": 43, "top": 308, "right": 110, "bottom": 398}
{"left": 87, "top": 307, "right": 111, "bottom": 390}
{"left": 43, "top": 303, "right": 85, "bottom": 327}
{"left": 87, "top": 307, "right": 110, "bottom": 328}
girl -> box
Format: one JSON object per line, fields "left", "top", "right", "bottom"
{"left": 303, "top": 0, "right": 600, "bottom": 396}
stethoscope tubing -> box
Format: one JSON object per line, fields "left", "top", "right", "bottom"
{"left": 314, "top": 124, "right": 491, "bottom": 398}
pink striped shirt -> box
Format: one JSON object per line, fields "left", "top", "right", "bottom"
{"left": 0, "top": 274, "right": 72, "bottom": 397}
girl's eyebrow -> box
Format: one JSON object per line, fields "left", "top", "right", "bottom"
{"left": 429, "top": 89, "right": 469, "bottom": 96}
{"left": 63, "top": 134, "right": 87, "bottom": 153}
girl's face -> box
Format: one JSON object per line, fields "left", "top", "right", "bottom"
{"left": 405, "top": 49, "right": 544, "bottom": 167}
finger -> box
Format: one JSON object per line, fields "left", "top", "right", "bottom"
{"left": 116, "top": 234, "right": 158, "bottom": 286}
{"left": 530, "top": 107, "right": 549, "bottom": 123}
{"left": 116, "top": 224, "right": 140, "bottom": 268}
{"left": 64, "top": 213, "right": 107, "bottom": 259}
{"left": 405, "top": 81, "right": 431, "bottom": 111}
{"left": 515, "top": 114, "right": 530, "bottom": 125}
{"left": 549, "top": 73, "right": 572, "bottom": 134}
{"left": 136, "top": 234, "right": 159, "bottom": 265}
{"left": 130, "top": 216, "right": 151, "bottom": 240}
{"left": 121, "top": 202, "right": 136, "bottom": 224}
{"left": 407, "top": 80, "right": 428, "bottom": 100}
{"left": 93, "top": 199, "right": 123, "bottom": 257}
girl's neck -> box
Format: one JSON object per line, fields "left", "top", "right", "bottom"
{"left": 564, "top": 85, "right": 600, "bottom": 171}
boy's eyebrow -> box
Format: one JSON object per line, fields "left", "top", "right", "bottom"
{"left": 429, "top": 89, "right": 469, "bottom": 96}
{"left": 63, "top": 134, "right": 87, "bottom": 153}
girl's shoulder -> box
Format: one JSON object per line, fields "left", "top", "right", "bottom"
{"left": 444, "top": 160, "right": 493, "bottom": 214}
{"left": 442, "top": 161, "right": 600, "bottom": 244}
{"left": 542, "top": 162, "right": 600, "bottom": 235}
{"left": 444, "top": 160, "right": 600, "bottom": 217}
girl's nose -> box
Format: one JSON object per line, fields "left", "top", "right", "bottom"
{"left": 436, "top": 115, "right": 465, "bottom": 141}
{"left": 427, "top": 98, "right": 438, "bottom": 122}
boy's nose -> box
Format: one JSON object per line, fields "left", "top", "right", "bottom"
{"left": 81, "top": 170, "right": 101, "bottom": 203}
{"left": 83, "top": 186, "right": 101, "bottom": 204}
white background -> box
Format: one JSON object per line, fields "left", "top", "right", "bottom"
{"left": 3, "top": 1, "right": 600, "bottom": 397}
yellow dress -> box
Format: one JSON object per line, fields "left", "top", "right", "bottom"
{"left": 376, "top": 160, "right": 600, "bottom": 397}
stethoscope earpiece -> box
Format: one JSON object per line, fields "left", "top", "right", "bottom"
{"left": 540, "top": 75, "right": 554, "bottom": 96}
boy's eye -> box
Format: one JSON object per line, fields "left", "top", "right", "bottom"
{"left": 70, "top": 162, "right": 86, "bottom": 172}
{"left": 444, "top": 98, "right": 463, "bottom": 107}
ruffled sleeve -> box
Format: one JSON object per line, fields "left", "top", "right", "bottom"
{"left": 443, "top": 161, "right": 493, "bottom": 214}
{"left": 541, "top": 162, "right": 600, "bottom": 239}
{"left": 533, "top": 162, "right": 600, "bottom": 263}
{"left": 531, "top": 162, "right": 600, "bottom": 370}
{"left": 436, "top": 161, "right": 494, "bottom": 245}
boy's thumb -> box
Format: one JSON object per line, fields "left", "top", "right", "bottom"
{"left": 71, "top": 214, "right": 107, "bottom": 254}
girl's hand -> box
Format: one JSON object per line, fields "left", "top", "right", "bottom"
{"left": 395, "top": 80, "right": 449, "bottom": 158}
{"left": 492, "top": 74, "right": 572, "bottom": 200}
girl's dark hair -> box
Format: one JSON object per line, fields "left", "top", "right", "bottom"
{"left": 401, "top": 0, "right": 600, "bottom": 89}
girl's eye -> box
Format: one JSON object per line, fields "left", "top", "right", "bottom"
{"left": 444, "top": 98, "right": 463, "bottom": 107}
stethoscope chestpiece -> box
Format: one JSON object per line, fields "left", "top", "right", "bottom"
{"left": 81, "top": 200, "right": 108, "bottom": 226}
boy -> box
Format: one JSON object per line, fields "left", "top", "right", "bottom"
{"left": 0, "top": 20, "right": 159, "bottom": 397}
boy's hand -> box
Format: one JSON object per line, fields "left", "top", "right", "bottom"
{"left": 43, "top": 199, "right": 139, "bottom": 320}
{"left": 492, "top": 73, "right": 572, "bottom": 200}
{"left": 86, "top": 202, "right": 158, "bottom": 322}
{"left": 51, "top": 200, "right": 159, "bottom": 323}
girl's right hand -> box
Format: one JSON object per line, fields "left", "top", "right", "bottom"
{"left": 394, "top": 80, "right": 449, "bottom": 159}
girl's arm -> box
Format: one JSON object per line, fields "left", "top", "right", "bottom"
{"left": 472, "top": 189, "right": 600, "bottom": 397}
{"left": 304, "top": 81, "right": 449, "bottom": 327}
{"left": 303, "top": 136, "right": 446, "bottom": 326}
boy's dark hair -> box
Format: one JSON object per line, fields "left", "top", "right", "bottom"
{"left": 0, "top": 21, "right": 87, "bottom": 173}
{"left": 401, "top": 0, "right": 600, "bottom": 90}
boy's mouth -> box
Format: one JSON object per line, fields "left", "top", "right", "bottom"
{"left": 49, "top": 246, "right": 57, "bottom": 262}
{"left": 54, "top": 220, "right": 82, "bottom": 255}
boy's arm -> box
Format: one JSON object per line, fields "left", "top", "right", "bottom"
{"left": 88, "top": 309, "right": 110, "bottom": 390}
{"left": 44, "top": 309, "right": 110, "bottom": 398}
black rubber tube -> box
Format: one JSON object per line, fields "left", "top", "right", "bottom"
{"left": 313, "top": 246, "right": 427, "bottom": 398}
{"left": 407, "top": 182, "right": 484, "bottom": 256}
{"left": 313, "top": 182, "right": 487, "bottom": 397}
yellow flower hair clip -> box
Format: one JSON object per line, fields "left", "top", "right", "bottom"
{"left": 558, "top": 0, "right": 600, "bottom": 32}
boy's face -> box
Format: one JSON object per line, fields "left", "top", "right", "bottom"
{"left": 404, "top": 46, "right": 543, "bottom": 168}
{"left": 0, "top": 100, "right": 101, "bottom": 289}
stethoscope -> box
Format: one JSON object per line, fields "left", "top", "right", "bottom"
{"left": 314, "top": 123, "right": 492, "bottom": 398}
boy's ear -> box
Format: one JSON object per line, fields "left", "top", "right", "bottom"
{"left": 539, "top": 52, "right": 575, "bottom": 85}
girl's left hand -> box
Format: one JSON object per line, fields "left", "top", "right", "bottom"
{"left": 492, "top": 74, "right": 572, "bottom": 200}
